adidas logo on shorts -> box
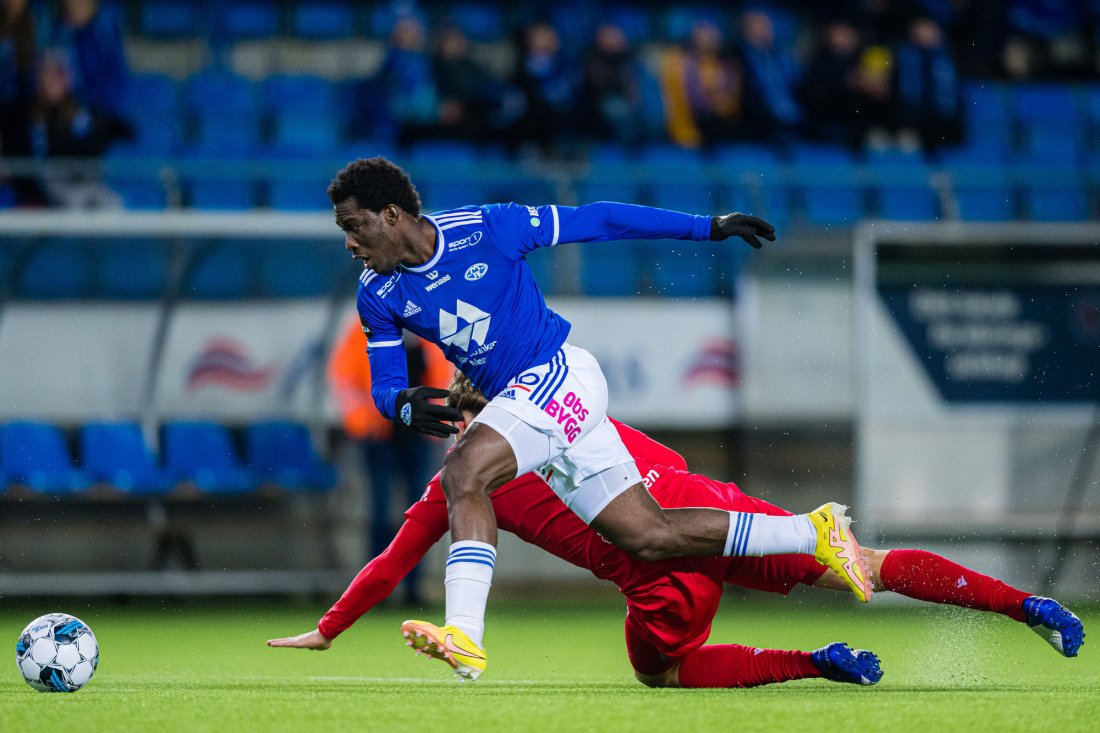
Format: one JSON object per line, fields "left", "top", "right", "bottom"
{"left": 499, "top": 389, "right": 516, "bottom": 400}
{"left": 403, "top": 300, "right": 422, "bottom": 317}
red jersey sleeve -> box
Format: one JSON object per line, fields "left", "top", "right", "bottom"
{"left": 610, "top": 418, "right": 688, "bottom": 471}
{"left": 317, "top": 476, "right": 448, "bottom": 639}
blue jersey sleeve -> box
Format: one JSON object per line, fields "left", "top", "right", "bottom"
{"left": 482, "top": 201, "right": 712, "bottom": 258}
{"left": 357, "top": 286, "right": 406, "bottom": 419}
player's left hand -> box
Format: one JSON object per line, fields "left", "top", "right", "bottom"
{"left": 710, "top": 213, "right": 777, "bottom": 249}
{"left": 266, "top": 629, "right": 332, "bottom": 650}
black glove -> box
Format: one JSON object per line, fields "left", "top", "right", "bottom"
{"left": 710, "top": 213, "right": 777, "bottom": 249}
{"left": 393, "top": 386, "right": 464, "bottom": 438}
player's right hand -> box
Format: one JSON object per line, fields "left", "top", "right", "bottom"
{"left": 394, "top": 386, "right": 464, "bottom": 438}
{"left": 710, "top": 213, "right": 777, "bottom": 249}
{"left": 266, "top": 629, "right": 332, "bottom": 650}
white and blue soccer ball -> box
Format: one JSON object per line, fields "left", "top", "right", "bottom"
{"left": 15, "top": 613, "right": 99, "bottom": 692}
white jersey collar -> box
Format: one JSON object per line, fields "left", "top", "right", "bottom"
{"left": 402, "top": 215, "right": 445, "bottom": 273}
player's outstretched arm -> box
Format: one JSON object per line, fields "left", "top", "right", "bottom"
{"left": 710, "top": 213, "right": 777, "bottom": 249}
{"left": 267, "top": 629, "right": 332, "bottom": 650}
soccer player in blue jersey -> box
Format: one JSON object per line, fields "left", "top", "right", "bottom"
{"left": 327, "top": 157, "right": 871, "bottom": 679}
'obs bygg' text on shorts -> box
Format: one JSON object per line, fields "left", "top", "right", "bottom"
{"left": 471, "top": 343, "right": 641, "bottom": 524}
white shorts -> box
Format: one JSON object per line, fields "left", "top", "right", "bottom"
{"left": 472, "top": 343, "right": 642, "bottom": 524}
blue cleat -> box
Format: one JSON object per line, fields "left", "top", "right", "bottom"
{"left": 1023, "top": 596, "right": 1085, "bottom": 658}
{"left": 810, "top": 642, "right": 883, "bottom": 686}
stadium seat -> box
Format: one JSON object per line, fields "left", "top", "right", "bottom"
{"left": 100, "top": 240, "right": 168, "bottom": 299}
{"left": 580, "top": 242, "right": 642, "bottom": 296}
{"left": 267, "top": 162, "right": 336, "bottom": 212}
{"left": 161, "top": 421, "right": 257, "bottom": 494}
{"left": 713, "top": 144, "right": 789, "bottom": 230}
{"left": 443, "top": 2, "right": 506, "bottom": 42}
{"left": 140, "top": 0, "right": 202, "bottom": 38}
{"left": 263, "top": 74, "right": 336, "bottom": 115}
{"left": 104, "top": 147, "right": 169, "bottom": 209}
{"left": 958, "top": 81, "right": 1013, "bottom": 157}
{"left": 14, "top": 239, "right": 95, "bottom": 299}
{"left": 184, "top": 243, "right": 254, "bottom": 299}
{"left": 292, "top": 1, "right": 355, "bottom": 39}
{"left": 1022, "top": 180, "right": 1090, "bottom": 221}
{"left": 182, "top": 148, "right": 259, "bottom": 210}
{"left": 186, "top": 70, "right": 259, "bottom": 117}
{"left": 576, "top": 148, "right": 644, "bottom": 206}
{"left": 245, "top": 421, "right": 337, "bottom": 492}
{"left": 0, "top": 421, "right": 91, "bottom": 494}
{"left": 268, "top": 111, "right": 342, "bottom": 156}
{"left": 80, "top": 422, "right": 173, "bottom": 495}
{"left": 866, "top": 150, "right": 939, "bottom": 220}
{"left": 648, "top": 242, "right": 721, "bottom": 298}
{"left": 641, "top": 145, "right": 720, "bottom": 212}
{"left": 789, "top": 144, "right": 864, "bottom": 227}
{"left": 213, "top": 0, "right": 281, "bottom": 41}
{"left": 408, "top": 141, "right": 489, "bottom": 210}
{"left": 259, "top": 239, "right": 356, "bottom": 297}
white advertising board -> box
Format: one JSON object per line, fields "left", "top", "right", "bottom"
{"left": 0, "top": 304, "right": 157, "bottom": 420}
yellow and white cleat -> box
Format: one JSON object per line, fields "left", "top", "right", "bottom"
{"left": 808, "top": 502, "right": 872, "bottom": 603}
{"left": 401, "top": 619, "right": 487, "bottom": 681}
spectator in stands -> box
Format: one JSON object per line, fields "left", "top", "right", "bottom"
{"left": 50, "top": 0, "right": 131, "bottom": 143}
{"left": 894, "top": 15, "right": 962, "bottom": 149}
{"left": 582, "top": 23, "right": 649, "bottom": 148}
{"left": 508, "top": 21, "right": 584, "bottom": 157}
{"left": 801, "top": 19, "right": 866, "bottom": 148}
{"left": 376, "top": 15, "right": 442, "bottom": 146}
{"left": 659, "top": 20, "right": 743, "bottom": 149}
{"left": 1002, "top": 0, "right": 1093, "bottom": 80}
{"left": 1, "top": 0, "right": 45, "bottom": 206}
{"left": 738, "top": 8, "right": 803, "bottom": 143}
{"left": 432, "top": 24, "right": 499, "bottom": 143}
{"left": 327, "top": 319, "right": 451, "bottom": 607}
{"left": 30, "top": 49, "right": 120, "bottom": 208}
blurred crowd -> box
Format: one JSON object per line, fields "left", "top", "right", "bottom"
{"left": 3, "top": 0, "right": 1100, "bottom": 208}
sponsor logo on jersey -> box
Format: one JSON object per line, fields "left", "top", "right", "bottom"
{"left": 375, "top": 272, "right": 401, "bottom": 299}
{"left": 424, "top": 273, "right": 452, "bottom": 291}
{"left": 464, "top": 263, "right": 489, "bottom": 281}
{"left": 426, "top": 270, "right": 440, "bottom": 280}
{"left": 439, "top": 300, "right": 491, "bottom": 352}
{"left": 448, "top": 230, "right": 483, "bottom": 251}
{"left": 359, "top": 315, "right": 373, "bottom": 337}
{"left": 526, "top": 205, "right": 540, "bottom": 227}
{"left": 499, "top": 389, "right": 516, "bottom": 400}
{"left": 402, "top": 300, "right": 422, "bottom": 317}
{"left": 641, "top": 468, "right": 661, "bottom": 489}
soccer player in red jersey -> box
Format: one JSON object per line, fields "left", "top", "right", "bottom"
{"left": 268, "top": 378, "right": 1084, "bottom": 687}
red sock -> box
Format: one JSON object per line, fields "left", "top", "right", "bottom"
{"left": 676, "top": 644, "right": 822, "bottom": 688}
{"left": 879, "top": 549, "right": 1030, "bottom": 622}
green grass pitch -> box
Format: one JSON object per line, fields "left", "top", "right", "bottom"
{"left": 1, "top": 596, "right": 1096, "bottom": 733}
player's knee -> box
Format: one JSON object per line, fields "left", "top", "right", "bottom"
{"left": 633, "top": 668, "right": 678, "bottom": 688}
{"left": 439, "top": 448, "right": 490, "bottom": 502}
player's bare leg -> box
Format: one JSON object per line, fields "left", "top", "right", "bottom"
{"left": 266, "top": 629, "right": 331, "bottom": 650}
{"left": 592, "top": 488, "right": 871, "bottom": 600}
{"left": 403, "top": 421, "right": 516, "bottom": 679}
{"left": 813, "top": 547, "right": 1085, "bottom": 657}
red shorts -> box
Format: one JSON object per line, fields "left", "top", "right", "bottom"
{"left": 623, "top": 479, "right": 827, "bottom": 675}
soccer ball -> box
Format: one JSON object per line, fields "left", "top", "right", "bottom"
{"left": 15, "top": 613, "right": 99, "bottom": 692}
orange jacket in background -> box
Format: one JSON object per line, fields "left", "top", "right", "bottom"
{"left": 327, "top": 318, "right": 453, "bottom": 440}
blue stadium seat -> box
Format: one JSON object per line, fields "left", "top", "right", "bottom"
{"left": 959, "top": 81, "right": 1012, "bottom": 155}
{"left": 185, "top": 243, "right": 254, "bottom": 298}
{"left": 80, "top": 422, "right": 173, "bottom": 495}
{"left": 659, "top": 5, "right": 727, "bottom": 42}
{"left": 606, "top": 5, "right": 653, "bottom": 43}
{"left": 100, "top": 240, "right": 168, "bottom": 299}
{"left": 268, "top": 111, "right": 342, "bottom": 156}
{"left": 408, "top": 141, "right": 489, "bottom": 210}
{"left": 14, "top": 240, "right": 95, "bottom": 299}
{"left": 648, "top": 242, "right": 721, "bottom": 298}
{"left": 1013, "top": 86, "right": 1084, "bottom": 166}
{"left": 1022, "top": 180, "right": 1090, "bottom": 221}
{"left": 140, "top": 0, "right": 202, "bottom": 38}
{"left": 263, "top": 74, "right": 335, "bottom": 114}
{"left": 580, "top": 243, "right": 642, "bottom": 296}
{"left": 867, "top": 150, "right": 939, "bottom": 220}
{"left": 186, "top": 70, "right": 259, "bottom": 116}
{"left": 789, "top": 144, "right": 864, "bottom": 227}
{"left": 292, "top": 1, "right": 355, "bottom": 39}
{"left": 214, "top": 0, "right": 281, "bottom": 40}
{"left": 161, "top": 421, "right": 257, "bottom": 494}
{"left": 641, "top": 145, "right": 721, "bottom": 212}
{"left": 444, "top": 2, "right": 506, "bottom": 42}
{"left": 245, "top": 421, "right": 337, "bottom": 492}
{"left": 259, "top": 239, "right": 354, "bottom": 297}
{"left": 104, "top": 146, "right": 169, "bottom": 209}
{"left": 125, "top": 74, "right": 179, "bottom": 117}
{"left": 0, "top": 422, "right": 91, "bottom": 494}
{"left": 713, "top": 144, "right": 789, "bottom": 229}
{"left": 267, "top": 164, "right": 335, "bottom": 212}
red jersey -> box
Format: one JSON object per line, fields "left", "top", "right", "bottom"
{"left": 317, "top": 419, "right": 788, "bottom": 640}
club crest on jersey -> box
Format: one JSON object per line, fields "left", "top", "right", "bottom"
{"left": 402, "top": 300, "right": 422, "bottom": 317}
{"left": 465, "top": 263, "right": 489, "bottom": 281}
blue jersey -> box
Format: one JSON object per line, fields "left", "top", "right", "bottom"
{"left": 358, "top": 201, "right": 712, "bottom": 419}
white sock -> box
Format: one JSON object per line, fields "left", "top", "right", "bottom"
{"left": 444, "top": 540, "right": 496, "bottom": 648}
{"left": 724, "top": 512, "right": 816, "bottom": 557}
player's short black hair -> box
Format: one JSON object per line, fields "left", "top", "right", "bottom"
{"left": 327, "top": 157, "right": 421, "bottom": 216}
